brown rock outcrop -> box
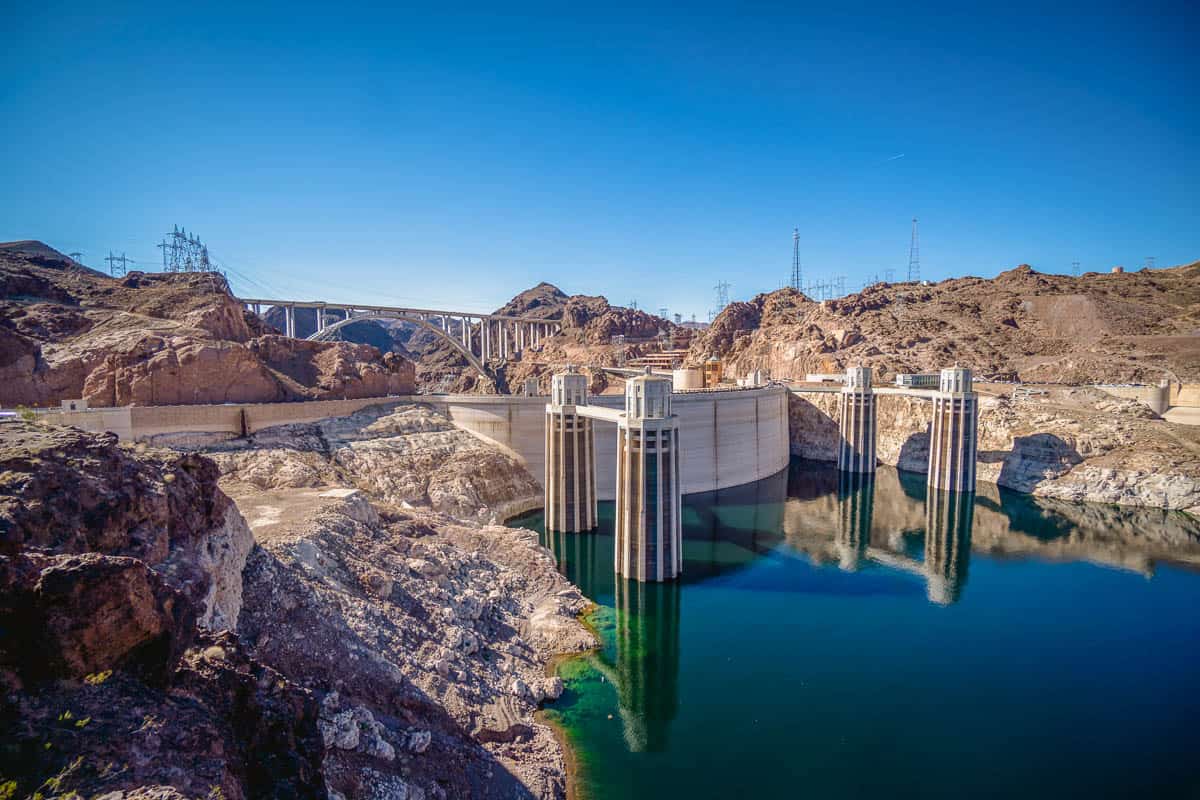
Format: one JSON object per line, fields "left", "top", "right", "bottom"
{"left": 0, "top": 422, "right": 252, "bottom": 629}
{"left": 0, "top": 420, "right": 325, "bottom": 799}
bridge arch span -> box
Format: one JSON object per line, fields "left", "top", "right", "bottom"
{"left": 307, "top": 312, "right": 490, "bottom": 379}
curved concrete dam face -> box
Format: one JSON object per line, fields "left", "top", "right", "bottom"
{"left": 422, "top": 385, "right": 790, "bottom": 501}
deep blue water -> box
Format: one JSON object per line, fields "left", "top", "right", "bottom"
{"left": 511, "top": 461, "right": 1200, "bottom": 800}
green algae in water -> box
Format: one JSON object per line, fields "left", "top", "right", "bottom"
{"left": 513, "top": 462, "right": 1200, "bottom": 800}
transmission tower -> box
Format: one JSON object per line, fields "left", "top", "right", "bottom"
{"left": 68, "top": 251, "right": 83, "bottom": 264}
{"left": 157, "top": 225, "right": 214, "bottom": 273}
{"left": 1145, "top": 256, "right": 1156, "bottom": 270}
{"left": 105, "top": 251, "right": 131, "bottom": 277}
{"left": 713, "top": 281, "right": 730, "bottom": 309}
{"left": 907, "top": 217, "right": 920, "bottom": 282}
{"left": 658, "top": 306, "right": 669, "bottom": 319}
{"left": 790, "top": 228, "right": 802, "bottom": 290}
{"left": 1072, "top": 261, "right": 1080, "bottom": 277}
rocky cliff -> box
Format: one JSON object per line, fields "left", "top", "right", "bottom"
{"left": 207, "top": 402, "right": 595, "bottom": 799}
{"left": 0, "top": 421, "right": 324, "bottom": 799}
{"left": 688, "top": 261, "right": 1200, "bottom": 384}
{"left": 0, "top": 241, "right": 415, "bottom": 407}
{"left": 789, "top": 385, "right": 1200, "bottom": 514}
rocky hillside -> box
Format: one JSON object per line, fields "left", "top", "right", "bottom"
{"left": 419, "top": 281, "right": 676, "bottom": 394}
{"left": 206, "top": 403, "right": 542, "bottom": 522}
{"left": 0, "top": 241, "right": 415, "bottom": 408}
{"left": 688, "top": 262, "right": 1200, "bottom": 384}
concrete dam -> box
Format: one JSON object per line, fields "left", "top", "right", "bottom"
{"left": 40, "top": 384, "right": 792, "bottom": 502}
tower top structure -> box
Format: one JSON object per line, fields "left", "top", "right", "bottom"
{"left": 625, "top": 372, "right": 673, "bottom": 420}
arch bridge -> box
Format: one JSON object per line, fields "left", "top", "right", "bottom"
{"left": 239, "top": 298, "right": 561, "bottom": 378}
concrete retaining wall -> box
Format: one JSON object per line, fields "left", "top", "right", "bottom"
{"left": 1170, "top": 383, "right": 1200, "bottom": 409}
{"left": 39, "top": 387, "right": 791, "bottom": 500}
{"left": 1095, "top": 384, "right": 1170, "bottom": 415}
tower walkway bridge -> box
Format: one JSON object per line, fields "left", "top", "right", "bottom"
{"left": 238, "top": 297, "right": 561, "bottom": 378}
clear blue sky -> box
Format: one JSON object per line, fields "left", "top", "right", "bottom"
{"left": 3, "top": 1, "right": 1197, "bottom": 319}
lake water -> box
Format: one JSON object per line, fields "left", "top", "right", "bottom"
{"left": 511, "top": 461, "right": 1200, "bottom": 799}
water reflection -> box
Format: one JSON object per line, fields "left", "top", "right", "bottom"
{"left": 783, "top": 460, "right": 1200, "bottom": 585}
{"left": 526, "top": 459, "right": 1200, "bottom": 764}
{"left": 611, "top": 579, "right": 681, "bottom": 752}
{"left": 835, "top": 471, "right": 874, "bottom": 571}
{"left": 923, "top": 487, "right": 974, "bottom": 605}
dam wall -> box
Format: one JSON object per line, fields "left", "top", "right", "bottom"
{"left": 39, "top": 386, "right": 791, "bottom": 501}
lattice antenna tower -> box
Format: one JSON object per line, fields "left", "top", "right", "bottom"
{"left": 105, "top": 251, "right": 131, "bottom": 277}
{"left": 907, "top": 217, "right": 920, "bottom": 282}
{"left": 714, "top": 281, "right": 731, "bottom": 309}
{"left": 791, "top": 228, "right": 802, "bottom": 290}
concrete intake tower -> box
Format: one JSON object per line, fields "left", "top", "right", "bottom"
{"left": 615, "top": 369, "right": 683, "bottom": 582}
{"left": 928, "top": 366, "right": 979, "bottom": 493}
{"left": 544, "top": 369, "right": 598, "bottom": 533}
{"left": 837, "top": 365, "right": 877, "bottom": 473}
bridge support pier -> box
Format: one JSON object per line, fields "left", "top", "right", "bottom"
{"left": 837, "top": 366, "right": 877, "bottom": 473}
{"left": 928, "top": 367, "right": 979, "bottom": 493}
{"left": 615, "top": 369, "right": 682, "bottom": 582}
{"left": 285, "top": 305, "right": 296, "bottom": 338}
{"left": 545, "top": 369, "right": 597, "bottom": 533}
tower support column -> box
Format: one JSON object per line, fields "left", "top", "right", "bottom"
{"left": 837, "top": 365, "right": 877, "bottom": 473}
{"left": 928, "top": 367, "right": 979, "bottom": 492}
{"left": 545, "top": 369, "right": 597, "bottom": 533}
{"left": 615, "top": 369, "right": 682, "bottom": 582}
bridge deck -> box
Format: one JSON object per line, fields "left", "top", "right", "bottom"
{"left": 238, "top": 297, "right": 554, "bottom": 324}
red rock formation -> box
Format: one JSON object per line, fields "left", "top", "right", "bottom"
{"left": 0, "top": 241, "right": 415, "bottom": 407}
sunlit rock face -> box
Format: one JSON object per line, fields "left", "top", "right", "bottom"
{"left": 0, "top": 241, "right": 415, "bottom": 407}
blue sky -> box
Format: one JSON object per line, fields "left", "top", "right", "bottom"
{"left": 3, "top": 1, "right": 1197, "bottom": 319}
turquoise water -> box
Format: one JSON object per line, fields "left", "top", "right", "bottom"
{"left": 512, "top": 461, "right": 1200, "bottom": 799}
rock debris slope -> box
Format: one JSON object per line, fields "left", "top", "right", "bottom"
{"left": 210, "top": 401, "right": 595, "bottom": 799}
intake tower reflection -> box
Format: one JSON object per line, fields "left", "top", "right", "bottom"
{"left": 609, "top": 578, "right": 681, "bottom": 752}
